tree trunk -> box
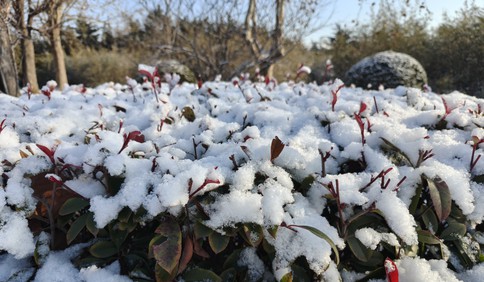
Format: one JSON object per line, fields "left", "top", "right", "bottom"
{"left": 49, "top": 2, "right": 68, "bottom": 89}
{"left": 0, "top": 2, "right": 20, "bottom": 97}
{"left": 17, "top": 0, "right": 40, "bottom": 93}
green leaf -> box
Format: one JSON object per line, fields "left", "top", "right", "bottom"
{"left": 148, "top": 235, "right": 166, "bottom": 258}
{"left": 58, "top": 198, "right": 89, "bottom": 216}
{"left": 89, "top": 241, "right": 118, "bottom": 258}
{"left": 222, "top": 249, "right": 242, "bottom": 270}
{"left": 472, "top": 175, "right": 484, "bottom": 184}
{"left": 347, "top": 235, "right": 373, "bottom": 262}
{"left": 421, "top": 207, "right": 439, "bottom": 232}
{"left": 280, "top": 272, "right": 293, "bottom": 282}
{"left": 380, "top": 137, "right": 413, "bottom": 167}
{"left": 182, "top": 268, "right": 222, "bottom": 282}
{"left": 409, "top": 183, "right": 423, "bottom": 215}
{"left": 153, "top": 216, "right": 182, "bottom": 274}
{"left": 220, "top": 268, "right": 237, "bottom": 282}
{"left": 347, "top": 212, "right": 385, "bottom": 234}
{"left": 118, "top": 207, "right": 132, "bottom": 222}
{"left": 417, "top": 230, "right": 441, "bottom": 245}
{"left": 208, "top": 231, "right": 230, "bottom": 254}
{"left": 290, "top": 225, "right": 340, "bottom": 265}
{"left": 85, "top": 212, "right": 99, "bottom": 236}
{"left": 182, "top": 106, "right": 196, "bottom": 122}
{"left": 241, "top": 223, "right": 263, "bottom": 247}
{"left": 155, "top": 263, "right": 177, "bottom": 282}
{"left": 66, "top": 213, "right": 89, "bottom": 244}
{"left": 110, "top": 227, "right": 128, "bottom": 249}
{"left": 291, "top": 264, "right": 312, "bottom": 282}
{"left": 107, "top": 176, "right": 124, "bottom": 196}
{"left": 440, "top": 220, "right": 466, "bottom": 241}
{"left": 423, "top": 174, "right": 452, "bottom": 222}
{"left": 194, "top": 221, "right": 213, "bottom": 239}
{"left": 268, "top": 225, "right": 279, "bottom": 239}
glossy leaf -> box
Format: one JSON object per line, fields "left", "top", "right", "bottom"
{"left": 220, "top": 268, "right": 237, "bottom": 281}
{"left": 347, "top": 235, "right": 373, "bottom": 262}
{"left": 182, "top": 106, "right": 196, "bottom": 122}
{"left": 155, "top": 263, "right": 176, "bottom": 282}
{"left": 59, "top": 198, "right": 89, "bottom": 216}
{"left": 280, "top": 272, "right": 293, "bottom": 282}
{"left": 178, "top": 234, "right": 194, "bottom": 275}
{"left": 423, "top": 174, "right": 451, "bottom": 222}
{"left": 110, "top": 228, "right": 128, "bottom": 249}
{"left": 380, "top": 137, "right": 413, "bottom": 167}
{"left": 208, "top": 231, "right": 230, "bottom": 254}
{"left": 421, "top": 208, "right": 439, "bottom": 232}
{"left": 182, "top": 268, "right": 222, "bottom": 282}
{"left": 36, "top": 144, "right": 56, "bottom": 164}
{"left": 409, "top": 183, "right": 423, "bottom": 215}
{"left": 290, "top": 224, "right": 340, "bottom": 265}
{"left": 270, "top": 136, "right": 285, "bottom": 163}
{"left": 85, "top": 212, "right": 99, "bottom": 236}
{"left": 268, "top": 225, "right": 279, "bottom": 239}
{"left": 194, "top": 221, "right": 213, "bottom": 239}
{"left": 440, "top": 220, "right": 466, "bottom": 241}
{"left": 66, "top": 213, "right": 89, "bottom": 244}
{"left": 417, "top": 230, "right": 441, "bottom": 245}
{"left": 222, "top": 249, "right": 242, "bottom": 270}
{"left": 153, "top": 217, "right": 182, "bottom": 274}
{"left": 89, "top": 241, "right": 118, "bottom": 258}
{"left": 241, "top": 223, "right": 263, "bottom": 247}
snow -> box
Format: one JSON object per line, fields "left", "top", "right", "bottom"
{"left": 0, "top": 76, "right": 483, "bottom": 281}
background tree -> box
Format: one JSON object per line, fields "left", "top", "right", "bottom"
{"left": 136, "top": 0, "right": 328, "bottom": 79}
{"left": 0, "top": 0, "right": 20, "bottom": 96}
{"left": 12, "top": 0, "right": 48, "bottom": 93}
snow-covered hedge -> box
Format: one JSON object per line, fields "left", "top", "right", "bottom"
{"left": 0, "top": 77, "right": 483, "bottom": 281}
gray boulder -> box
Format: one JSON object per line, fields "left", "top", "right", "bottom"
{"left": 156, "top": 59, "right": 196, "bottom": 83}
{"left": 345, "top": 51, "right": 427, "bottom": 89}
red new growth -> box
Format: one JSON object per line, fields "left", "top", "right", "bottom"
{"left": 118, "top": 131, "right": 145, "bottom": 154}
{"left": 470, "top": 136, "right": 484, "bottom": 172}
{"left": 47, "top": 174, "right": 64, "bottom": 186}
{"left": 355, "top": 102, "right": 368, "bottom": 145}
{"left": 138, "top": 67, "right": 161, "bottom": 103}
{"left": 189, "top": 179, "right": 221, "bottom": 199}
{"left": 441, "top": 97, "right": 452, "bottom": 121}
{"left": 385, "top": 258, "right": 399, "bottom": 282}
{"left": 331, "top": 84, "right": 344, "bottom": 111}
{"left": 0, "top": 119, "right": 6, "bottom": 134}
{"left": 36, "top": 144, "right": 56, "bottom": 165}
{"left": 41, "top": 88, "right": 51, "bottom": 100}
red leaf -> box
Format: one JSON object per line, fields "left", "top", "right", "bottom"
{"left": 0, "top": 118, "right": 6, "bottom": 133}
{"left": 270, "top": 136, "right": 285, "bottom": 163}
{"left": 331, "top": 84, "right": 344, "bottom": 111}
{"left": 385, "top": 258, "right": 399, "bottom": 282}
{"left": 138, "top": 69, "right": 154, "bottom": 82}
{"left": 36, "top": 144, "right": 56, "bottom": 164}
{"left": 41, "top": 89, "right": 51, "bottom": 100}
{"left": 359, "top": 102, "right": 367, "bottom": 114}
{"left": 47, "top": 175, "right": 64, "bottom": 186}
{"left": 177, "top": 234, "right": 194, "bottom": 275}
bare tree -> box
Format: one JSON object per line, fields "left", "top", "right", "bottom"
{"left": 138, "top": 0, "right": 327, "bottom": 79}
{"left": 0, "top": 1, "right": 20, "bottom": 97}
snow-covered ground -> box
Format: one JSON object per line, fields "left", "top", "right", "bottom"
{"left": 0, "top": 77, "right": 483, "bottom": 281}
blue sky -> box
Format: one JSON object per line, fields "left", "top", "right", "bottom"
{"left": 305, "top": 0, "right": 475, "bottom": 44}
